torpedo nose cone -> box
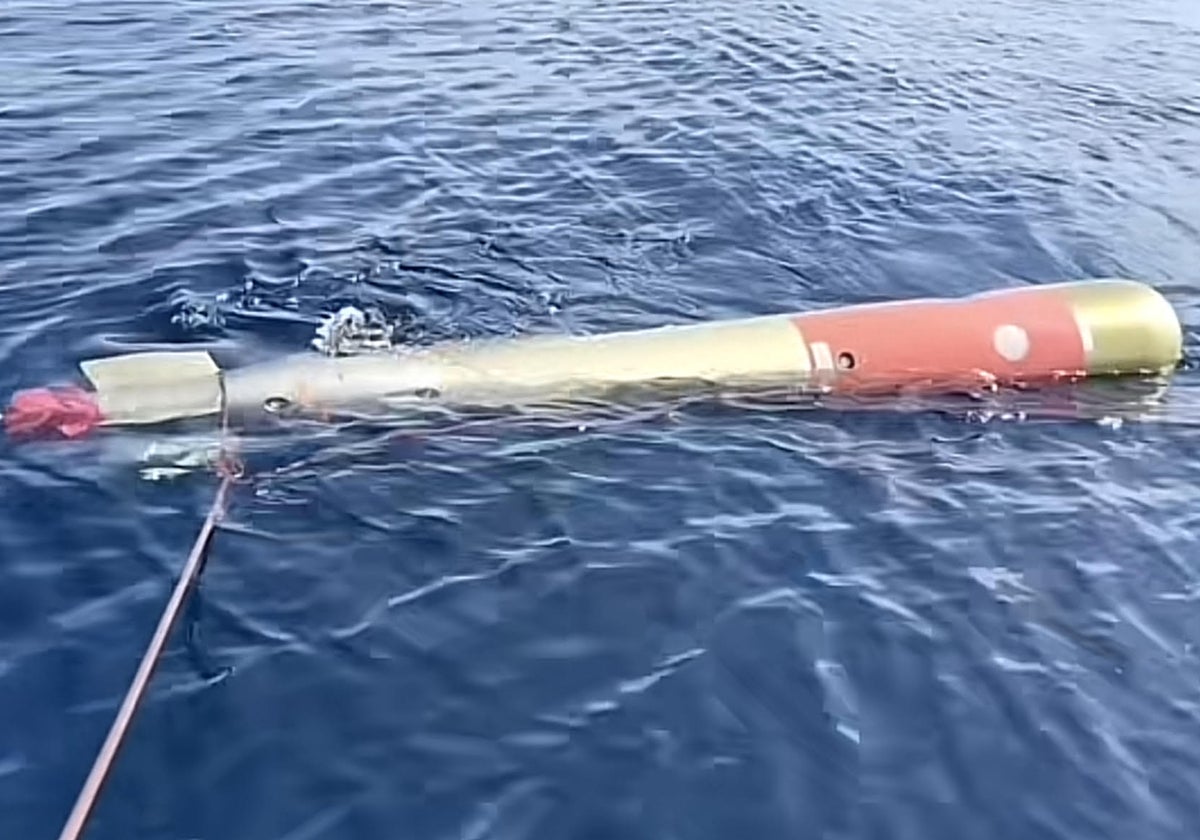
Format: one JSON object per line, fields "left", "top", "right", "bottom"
{"left": 1057, "top": 278, "right": 1183, "bottom": 375}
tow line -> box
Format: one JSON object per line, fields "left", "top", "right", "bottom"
{"left": 55, "top": 453, "right": 242, "bottom": 840}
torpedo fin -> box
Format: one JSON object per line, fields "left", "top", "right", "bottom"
{"left": 80, "top": 351, "right": 219, "bottom": 391}
{"left": 80, "top": 351, "right": 223, "bottom": 425}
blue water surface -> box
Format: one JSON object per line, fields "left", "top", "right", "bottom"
{"left": 3, "top": 1, "right": 1200, "bottom": 838}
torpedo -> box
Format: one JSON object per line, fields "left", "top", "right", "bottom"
{"left": 2, "top": 278, "right": 1183, "bottom": 442}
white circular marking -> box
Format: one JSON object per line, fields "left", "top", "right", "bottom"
{"left": 993, "top": 324, "right": 1030, "bottom": 362}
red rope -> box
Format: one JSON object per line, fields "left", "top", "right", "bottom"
{"left": 56, "top": 415, "right": 242, "bottom": 840}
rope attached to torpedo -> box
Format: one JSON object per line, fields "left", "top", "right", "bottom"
{"left": 56, "top": 409, "right": 244, "bottom": 840}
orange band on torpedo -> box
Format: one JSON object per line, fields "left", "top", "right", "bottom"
{"left": 792, "top": 288, "right": 1089, "bottom": 392}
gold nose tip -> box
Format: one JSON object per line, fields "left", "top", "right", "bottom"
{"left": 1052, "top": 278, "right": 1183, "bottom": 375}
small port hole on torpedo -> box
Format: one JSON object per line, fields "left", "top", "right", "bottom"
{"left": 836, "top": 351, "right": 856, "bottom": 370}
{"left": 263, "top": 395, "right": 292, "bottom": 414}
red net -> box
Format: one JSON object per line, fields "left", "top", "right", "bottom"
{"left": 5, "top": 387, "right": 104, "bottom": 440}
